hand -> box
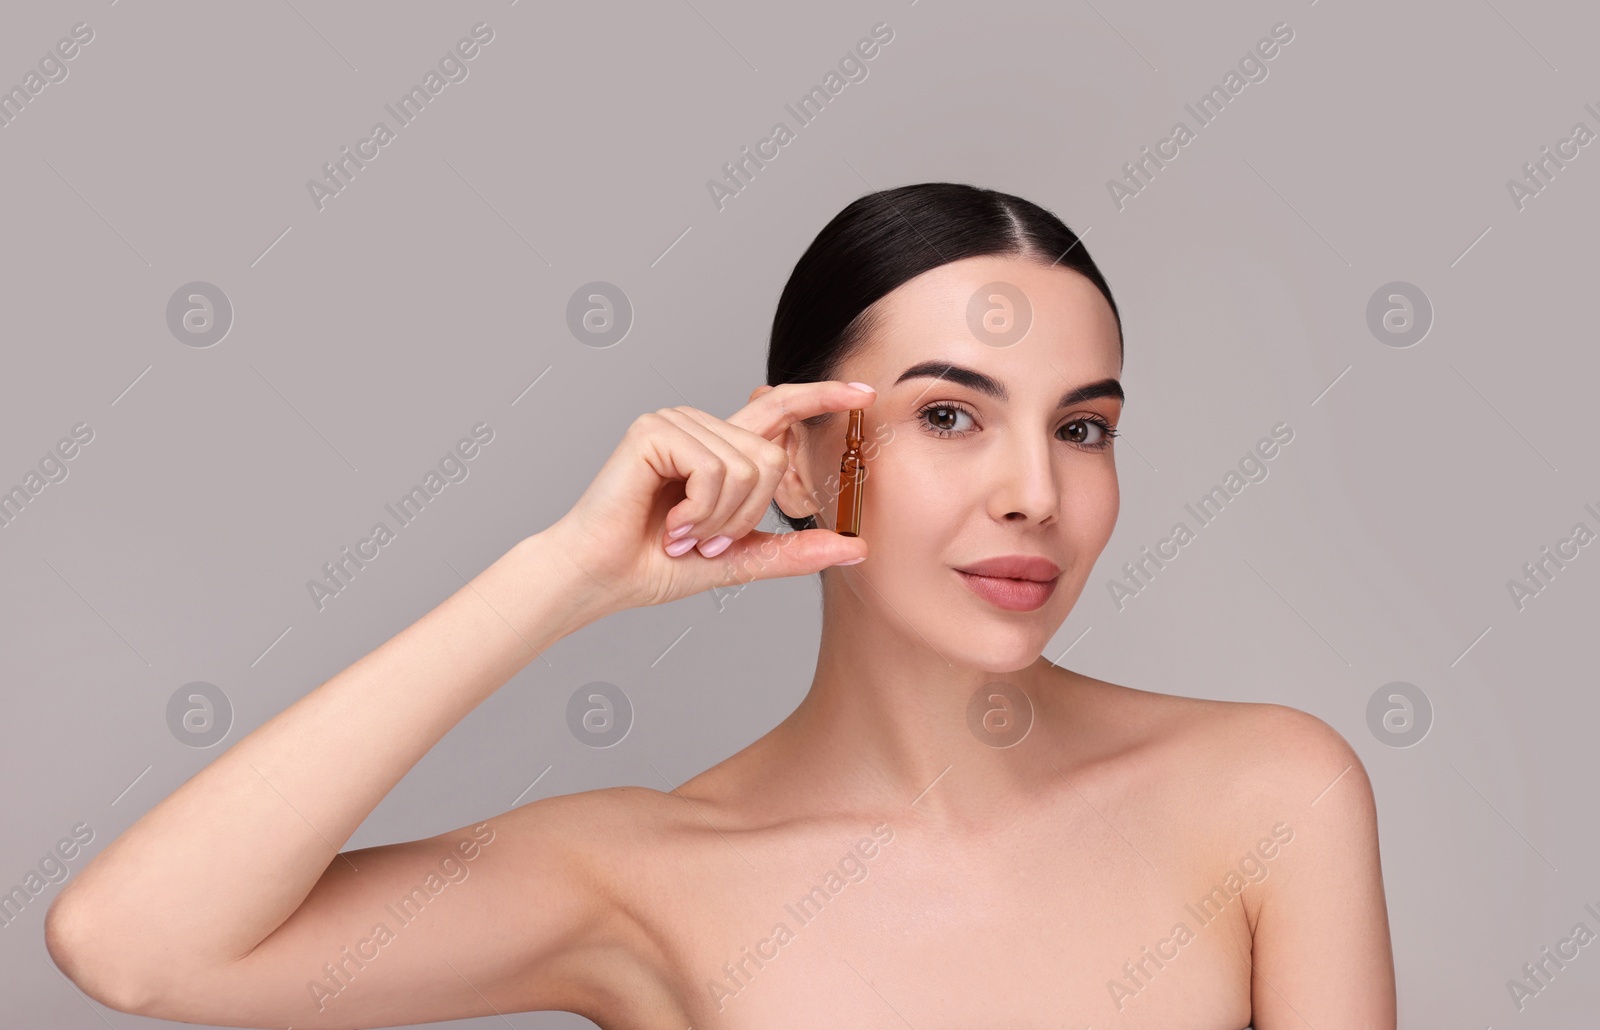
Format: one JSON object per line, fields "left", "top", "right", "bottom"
{"left": 541, "top": 380, "right": 876, "bottom": 614}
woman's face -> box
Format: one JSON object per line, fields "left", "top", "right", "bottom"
{"left": 782, "top": 253, "right": 1124, "bottom": 671}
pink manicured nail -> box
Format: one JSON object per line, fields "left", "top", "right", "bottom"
{"left": 698, "top": 535, "right": 733, "bottom": 558}
{"left": 667, "top": 523, "right": 694, "bottom": 539}
{"left": 847, "top": 381, "right": 876, "bottom": 393}
{"left": 834, "top": 556, "right": 866, "bottom": 565}
{"left": 665, "top": 536, "right": 699, "bottom": 556}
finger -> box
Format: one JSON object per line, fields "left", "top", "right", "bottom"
{"left": 728, "top": 380, "right": 877, "bottom": 441}
{"left": 698, "top": 396, "right": 795, "bottom": 461}
{"left": 654, "top": 408, "right": 772, "bottom": 543}
{"left": 709, "top": 526, "right": 867, "bottom": 583}
{"left": 661, "top": 404, "right": 790, "bottom": 470}
{"left": 664, "top": 407, "right": 794, "bottom": 540}
{"left": 627, "top": 412, "right": 727, "bottom": 540}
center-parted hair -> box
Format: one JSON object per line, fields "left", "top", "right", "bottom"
{"left": 766, "top": 182, "right": 1122, "bottom": 532}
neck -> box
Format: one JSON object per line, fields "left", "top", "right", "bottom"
{"left": 768, "top": 567, "right": 1071, "bottom": 833}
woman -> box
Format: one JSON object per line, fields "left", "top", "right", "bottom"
{"left": 44, "top": 183, "right": 1396, "bottom": 1028}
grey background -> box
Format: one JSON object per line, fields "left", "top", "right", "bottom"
{"left": 2, "top": 0, "right": 1596, "bottom": 1025}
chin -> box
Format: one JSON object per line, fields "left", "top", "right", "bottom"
{"left": 938, "top": 622, "right": 1057, "bottom": 675}
{"left": 936, "top": 577, "right": 1074, "bottom": 673}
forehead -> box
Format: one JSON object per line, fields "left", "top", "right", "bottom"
{"left": 859, "top": 254, "right": 1121, "bottom": 379}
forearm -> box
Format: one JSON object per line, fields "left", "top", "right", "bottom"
{"left": 47, "top": 530, "right": 609, "bottom": 989}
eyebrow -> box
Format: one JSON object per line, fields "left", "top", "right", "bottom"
{"left": 893, "top": 360, "right": 1124, "bottom": 409}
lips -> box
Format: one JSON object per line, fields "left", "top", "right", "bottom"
{"left": 954, "top": 555, "right": 1062, "bottom": 582}
{"left": 953, "top": 555, "right": 1062, "bottom": 613}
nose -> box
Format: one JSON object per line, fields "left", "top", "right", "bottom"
{"left": 986, "top": 430, "right": 1060, "bottom": 525}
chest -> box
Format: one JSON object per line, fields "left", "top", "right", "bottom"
{"left": 618, "top": 818, "right": 1256, "bottom": 1029}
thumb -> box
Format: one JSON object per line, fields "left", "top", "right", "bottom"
{"left": 718, "top": 527, "right": 868, "bottom": 583}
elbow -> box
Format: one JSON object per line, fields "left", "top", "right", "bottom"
{"left": 44, "top": 894, "right": 161, "bottom": 1016}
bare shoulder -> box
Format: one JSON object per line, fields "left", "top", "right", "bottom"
{"left": 1068, "top": 671, "right": 1369, "bottom": 793}
{"left": 1152, "top": 693, "right": 1392, "bottom": 1025}
{"left": 1061, "top": 671, "right": 1384, "bottom": 944}
{"left": 472, "top": 783, "right": 701, "bottom": 954}
{"left": 492, "top": 783, "right": 697, "bottom": 880}
{"left": 498, "top": 782, "right": 682, "bottom": 831}
{"left": 465, "top": 784, "right": 698, "bottom": 1014}
{"left": 1208, "top": 698, "right": 1377, "bottom": 817}
{"left": 1058, "top": 669, "right": 1376, "bottom": 828}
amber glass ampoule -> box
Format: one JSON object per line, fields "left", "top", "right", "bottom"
{"left": 836, "top": 408, "right": 866, "bottom": 537}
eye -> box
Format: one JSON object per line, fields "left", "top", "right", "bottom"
{"left": 915, "top": 402, "right": 976, "bottom": 438}
{"left": 1061, "top": 414, "right": 1119, "bottom": 451}
{"left": 916, "top": 401, "right": 1120, "bottom": 452}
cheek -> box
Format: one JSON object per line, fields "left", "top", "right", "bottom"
{"left": 1065, "top": 468, "right": 1120, "bottom": 542}
{"left": 870, "top": 451, "right": 959, "bottom": 513}
{"left": 857, "top": 455, "right": 955, "bottom": 553}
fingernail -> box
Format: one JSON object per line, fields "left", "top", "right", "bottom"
{"left": 667, "top": 523, "right": 694, "bottom": 540}
{"left": 665, "top": 536, "right": 699, "bottom": 556}
{"left": 834, "top": 556, "right": 866, "bottom": 565}
{"left": 698, "top": 535, "right": 733, "bottom": 558}
{"left": 847, "top": 382, "right": 876, "bottom": 393}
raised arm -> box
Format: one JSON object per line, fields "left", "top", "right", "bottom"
{"left": 43, "top": 381, "right": 876, "bottom": 1028}
{"left": 43, "top": 530, "right": 617, "bottom": 1027}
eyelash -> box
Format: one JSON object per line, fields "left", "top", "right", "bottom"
{"left": 914, "top": 401, "right": 1120, "bottom": 451}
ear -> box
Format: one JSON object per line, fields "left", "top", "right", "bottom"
{"left": 752, "top": 384, "right": 818, "bottom": 521}
{"left": 772, "top": 419, "right": 824, "bottom": 523}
